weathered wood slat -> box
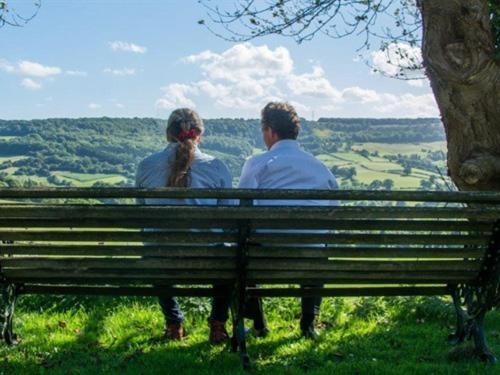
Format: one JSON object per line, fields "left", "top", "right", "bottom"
{"left": 250, "top": 220, "right": 493, "bottom": 232}
{"left": 9, "top": 278, "right": 231, "bottom": 285}
{"left": 246, "top": 286, "right": 449, "bottom": 297}
{"left": 248, "top": 233, "right": 487, "bottom": 246}
{"left": 0, "top": 218, "right": 239, "bottom": 229}
{"left": 0, "top": 218, "right": 493, "bottom": 233}
{"left": 0, "top": 230, "right": 237, "bottom": 243}
{"left": 1, "top": 245, "right": 482, "bottom": 258}
{"left": 247, "top": 270, "right": 477, "bottom": 282}
{"left": 0, "top": 245, "right": 237, "bottom": 257}
{"left": 2, "top": 187, "right": 500, "bottom": 203}
{"left": 2, "top": 205, "right": 500, "bottom": 220}
{"left": 19, "top": 285, "right": 230, "bottom": 297}
{"left": 248, "top": 246, "right": 486, "bottom": 259}
{"left": 1, "top": 258, "right": 236, "bottom": 270}
{"left": 247, "top": 259, "right": 480, "bottom": 272}
{"left": 3, "top": 269, "right": 236, "bottom": 280}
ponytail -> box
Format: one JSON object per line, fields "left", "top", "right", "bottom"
{"left": 168, "top": 138, "right": 196, "bottom": 187}
{"left": 165, "top": 108, "right": 204, "bottom": 187}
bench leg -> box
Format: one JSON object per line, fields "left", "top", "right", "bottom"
{"left": 230, "top": 303, "right": 251, "bottom": 370}
{"left": 448, "top": 288, "right": 466, "bottom": 345}
{"left": 236, "top": 316, "right": 250, "bottom": 370}
{"left": 470, "top": 313, "right": 497, "bottom": 364}
{"left": 1, "top": 284, "right": 18, "bottom": 346}
{"left": 449, "top": 287, "right": 497, "bottom": 364}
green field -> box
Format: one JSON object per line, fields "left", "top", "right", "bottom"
{"left": 352, "top": 142, "right": 447, "bottom": 155}
{"left": 51, "top": 171, "right": 128, "bottom": 187}
{"left": 0, "top": 135, "right": 18, "bottom": 141}
{"left": 1, "top": 142, "right": 448, "bottom": 190}
{"left": 317, "top": 143, "right": 445, "bottom": 189}
{"left": 0, "top": 155, "right": 27, "bottom": 163}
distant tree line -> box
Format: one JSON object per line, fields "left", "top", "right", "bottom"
{"left": 0, "top": 117, "right": 445, "bottom": 183}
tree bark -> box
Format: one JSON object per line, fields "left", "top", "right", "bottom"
{"left": 419, "top": 0, "right": 500, "bottom": 191}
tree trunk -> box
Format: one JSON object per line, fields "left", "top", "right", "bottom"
{"left": 419, "top": 0, "right": 500, "bottom": 191}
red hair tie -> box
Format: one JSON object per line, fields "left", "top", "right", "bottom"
{"left": 177, "top": 129, "right": 198, "bottom": 142}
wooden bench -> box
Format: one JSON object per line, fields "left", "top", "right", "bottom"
{"left": 1, "top": 188, "right": 499, "bottom": 369}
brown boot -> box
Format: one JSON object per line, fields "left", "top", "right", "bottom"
{"left": 208, "top": 319, "right": 229, "bottom": 344}
{"left": 164, "top": 322, "right": 185, "bottom": 341}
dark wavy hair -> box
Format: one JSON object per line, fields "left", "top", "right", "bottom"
{"left": 165, "top": 108, "right": 204, "bottom": 187}
{"left": 261, "top": 102, "right": 301, "bottom": 140}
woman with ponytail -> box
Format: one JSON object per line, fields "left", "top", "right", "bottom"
{"left": 136, "top": 108, "right": 232, "bottom": 343}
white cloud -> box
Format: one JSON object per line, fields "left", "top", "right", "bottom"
{"left": 371, "top": 42, "right": 423, "bottom": 78}
{"left": 287, "top": 66, "right": 342, "bottom": 100}
{"left": 184, "top": 43, "right": 293, "bottom": 82}
{"left": 0, "top": 59, "right": 15, "bottom": 73}
{"left": 103, "top": 68, "right": 136, "bottom": 76}
{"left": 156, "top": 83, "right": 197, "bottom": 109}
{"left": 66, "top": 70, "right": 87, "bottom": 77}
{"left": 156, "top": 42, "right": 438, "bottom": 118}
{"left": 115, "top": 103, "right": 125, "bottom": 109}
{"left": 407, "top": 79, "right": 425, "bottom": 87}
{"left": 18, "top": 60, "right": 61, "bottom": 77}
{"left": 88, "top": 103, "right": 101, "bottom": 109}
{"left": 375, "top": 93, "right": 439, "bottom": 117}
{"left": 21, "top": 78, "right": 42, "bottom": 90}
{"left": 109, "top": 41, "right": 147, "bottom": 54}
{"left": 342, "top": 87, "right": 380, "bottom": 103}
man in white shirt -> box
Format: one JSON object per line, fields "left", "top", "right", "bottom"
{"left": 239, "top": 102, "right": 338, "bottom": 339}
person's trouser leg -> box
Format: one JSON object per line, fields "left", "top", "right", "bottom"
{"left": 158, "top": 289, "right": 184, "bottom": 325}
{"left": 209, "top": 284, "right": 232, "bottom": 322}
{"left": 244, "top": 285, "right": 267, "bottom": 331}
{"left": 300, "top": 284, "right": 323, "bottom": 330}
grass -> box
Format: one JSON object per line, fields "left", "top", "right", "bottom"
{"left": 1, "top": 294, "right": 498, "bottom": 374}
{"left": 0, "top": 156, "right": 27, "bottom": 163}
{"left": 50, "top": 171, "right": 128, "bottom": 187}
{"left": 317, "top": 153, "right": 438, "bottom": 189}
{"left": 352, "top": 142, "right": 447, "bottom": 155}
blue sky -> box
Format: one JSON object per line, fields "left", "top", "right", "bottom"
{"left": 0, "top": 0, "right": 439, "bottom": 119}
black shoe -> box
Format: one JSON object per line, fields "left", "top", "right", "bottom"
{"left": 300, "top": 326, "right": 318, "bottom": 340}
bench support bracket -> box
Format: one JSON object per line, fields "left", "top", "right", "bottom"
{"left": 0, "top": 283, "right": 18, "bottom": 345}
{"left": 448, "top": 220, "right": 500, "bottom": 364}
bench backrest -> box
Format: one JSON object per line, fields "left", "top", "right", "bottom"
{"left": 1, "top": 188, "right": 499, "bottom": 296}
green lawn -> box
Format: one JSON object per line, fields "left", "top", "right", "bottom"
{"left": 1, "top": 295, "right": 498, "bottom": 374}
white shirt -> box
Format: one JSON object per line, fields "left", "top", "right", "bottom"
{"left": 136, "top": 143, "right": 233, "bottom": 206}
{"left": 238, "top": 139, "right": 339, "bottom": 206}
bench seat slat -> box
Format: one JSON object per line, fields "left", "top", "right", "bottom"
{"left": 1, "top": 258, "right": 236, "bottom": 270}
{"left": 1, "top": 187, "right": 499, "bottom": 203}
{"left": 1, "top": 245, "right": 237, "bottom": 257}
{"left": 0, "top": 219, "right": 239, "bottom": 229}
{"left": 248, "top": 233, "right": 487, "bottom": 246}
{"left": 247, "top": 270, "right": 477, "bottom": 283}
{"left": 1, "top": 245, "right": 485, "bottom": 259}
{"left": 248, "top": 246, "right": 486, "bottom": 259}
{"left": 247, "top": 286, "right": 449, "bottom": 297}
{"left": 247, "top": 259, "right": 480, "bottom": 272}
{"left": 0, "top": 230, "right": 237, "bottom": 243}
{"left": 250, "top": 220, "right": 493, "bottom": 232}
{"left": 19, "top": 285, "right": 228, "bottom": 297}
{"left": 2, "top": 205, "right": 500, "bottom": 220}
{"left": 0, "top": 218, "right": 493, "bottom": 233}
{"left": 3, "top": 269, "right": 236, "bottom": 280}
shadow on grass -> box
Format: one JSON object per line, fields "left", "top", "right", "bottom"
{"left": 3, "top": 295, "right": 499, "bottom": 374}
